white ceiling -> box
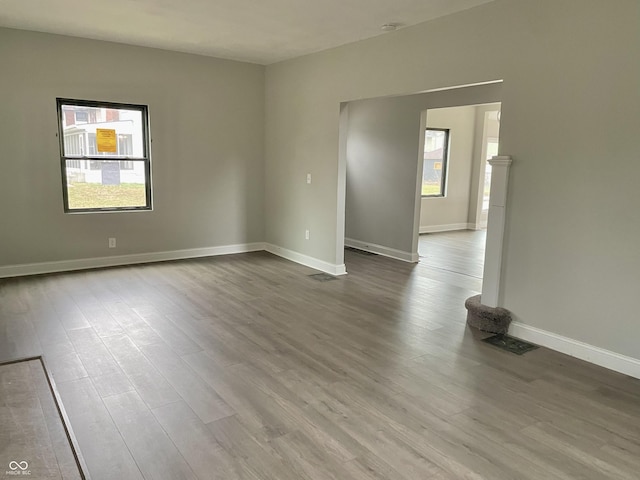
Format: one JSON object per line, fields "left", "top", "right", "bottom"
{"left": 0, "top": 0, "right": 494, "bottom": 65}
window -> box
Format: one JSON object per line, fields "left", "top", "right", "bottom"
{"left": 74, "top": 111, "right": 89, "bottom": 123}
{"left": 57, "top": 98, "right": 152, "bottom": 212}
{"left": 422, "top": 128, "right": 449, "bottom": 197}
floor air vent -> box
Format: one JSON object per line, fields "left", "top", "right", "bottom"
{"left": 482, "top": 334, "right": 539, "bottom": 355}
{"left": 308, "top": 273, "right": 337, "bottom": 282}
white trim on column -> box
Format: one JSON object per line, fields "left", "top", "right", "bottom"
{"left": 264, "top": 244, "right": 347, "bottom": 276}
{"left": 481, "top": 155, "right": 512, "bottom": 308}
{"left": 487, "top": 156, "right": 513, "bottom": 167}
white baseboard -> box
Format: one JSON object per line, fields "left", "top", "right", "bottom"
{"left": 468, "top": 223, "right": 486, "bottom": 231}
{"left": 264, "top": 244, "right": 347, "bottom": 276}
{"left": 344, "top": 238, "right": 418, "bottom": 263}
{"left": 419, "top": 223, "right": 474, "bottom": 234}
{"left": 0, "top": 243, "right": 266, "bottom": 278}
{"left": 509, "top": 322, "right": 640, "bottom": 380}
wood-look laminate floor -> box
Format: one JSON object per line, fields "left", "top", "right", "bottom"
{"left": 418, "top": 230, "right": 487, "bottom": 281}
{"left": 1, "top": 231, "right": 639, "bottom": 479}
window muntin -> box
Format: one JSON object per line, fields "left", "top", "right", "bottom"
{"left": 422, "top": 128, "right": 449, "bottom": 197}
{"left": 57, "top": 98, "right": 152, "bottom": 212}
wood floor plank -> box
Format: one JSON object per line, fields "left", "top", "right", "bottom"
{"left": 183, "top": 350, "right": 298, "bottom": 442}
{"left": 41, "top": 341, "right": 88, "bottom": 385}
{"left": 166, "top": 312, "right": 246, "bottom": 366}
{"left": 229, "top": 361, "right": 365, "bottom": 463}
{"left": 132, "top": 305, "right": 203, "bottom": 356}
{"left": 42, "top": 285, "right": 90, "bottom": 332}
{"left": 521, "top": 422, "right": 637, "bottom": 480}
{"left": 67, "top": 327, "right": 123, "bottom": 378}
{"left": 298, "top": 381, "right": 446, "bottom": 479}
{"left": 103, "top": 390, "right": 197, "bottom": 480}
{"left": 55, "top": 377, "right": 144, "bottom": 480}
{"left": 76, "top": 303, "right": 124, "bottom": 338}
{"left": 342, "top": 453, "right": 416, "bottom": 480}
{"left": 138, "top": 342, "right": 233, "bottom": 423}
{"left": 101, "top": 333, "right": 182, "bottom": 409}
{"left": 103, "top": 301, "right": 167, "bottom": 349}
{"left": 207, "top": 414, "right": 299, "bottom": 480}
{"left": 269, "top": 430, "right": 357, "bottom": 480}
{"left": 90, "top": 370, "right": 135, "bottom": 399}
{"left": 151, "top": 400, "right": 242, "bottom": 480}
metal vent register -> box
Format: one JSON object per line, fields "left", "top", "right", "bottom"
{"left": 482, "top": 334, "right": 539, "bottom": 355}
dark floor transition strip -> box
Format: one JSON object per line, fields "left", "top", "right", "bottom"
{"left": 482, "top": 334, "right": 540, "bottom": 355}
{"left": 0, "top": 357, "right": 90, "bottom": 479}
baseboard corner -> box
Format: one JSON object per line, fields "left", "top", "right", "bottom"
{"left": 264, "top": 244, "right": 347, "bottom": 276}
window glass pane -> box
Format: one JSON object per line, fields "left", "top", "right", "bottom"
{"left": 60, "top": 104, "right": 144, "bottom": 158}
{"left": 422, "top": 129, "right": 447, "bottom": 196}
{"left": 65, "top": 160, "right": 147, "bottom": 209}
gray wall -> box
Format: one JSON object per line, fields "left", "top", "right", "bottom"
{"left": 343, "top": 85, "right": 501, "bottom": 257}
{"left": 265, "top": 0, "right": 640, "bottom": 359}
{"left": 344, "top": 95, "right": 420, "bottom": 254}
{"left": 0, "top": 28, "right": 265, "bottom": 266}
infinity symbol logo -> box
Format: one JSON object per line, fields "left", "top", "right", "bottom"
{"left": 8, "top": 461, "right": 29, "bottom": 471}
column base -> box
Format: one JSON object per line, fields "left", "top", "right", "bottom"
{"left": 464, "top": 294, "right": 512, "bottom": 334}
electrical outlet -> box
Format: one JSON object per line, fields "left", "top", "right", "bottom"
{"left": 305, "top": 229, "right": 310, "bottom": 240}
{"left": 306, "top": 173, "right": 312, "bottom": 184}
{"left": 108, "top": 237, "right": 116, "bottom": 248}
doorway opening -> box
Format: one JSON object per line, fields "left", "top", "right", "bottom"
{"left": 417, "top": 103, "right": 501, "bottom": 283}
{"left": 338, "top": 81, "right": 505, "bottom": 302}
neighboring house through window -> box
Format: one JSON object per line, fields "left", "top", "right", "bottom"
{"left": 56, "top": 98, "right": 152, "bottom": 212}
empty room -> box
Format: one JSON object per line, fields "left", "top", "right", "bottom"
{"left": 1, "top": 1, "right": 639, "bottom": 479}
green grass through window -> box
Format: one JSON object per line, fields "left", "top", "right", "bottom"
{"left": 67, "top": 183, "right": 146, "bottom": 209}
{"left": 422, "top": 184, "right": 443, "bottom": 196}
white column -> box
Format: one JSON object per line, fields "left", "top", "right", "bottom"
{"left": 481, "top": 155, "right": 512, "bottom": 308}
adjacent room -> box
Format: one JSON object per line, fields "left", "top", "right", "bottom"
{"left": 1, "top": 0, "right": 639, "bottom": 479}
{"left": 417, "top": 103, "right": 500, "bottom": 283}
{"left": 343, "top": 85, "right": 501, "bottom": 280}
